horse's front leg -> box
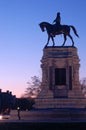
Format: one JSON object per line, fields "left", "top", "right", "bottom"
{"left": 62, "top": 34, "right": 67, "bottom": 46}
{"left": 45, "top": 36, "right": 50, "bottom": 47}
{"left": 68, "top": 34, "right": 74, "bottom": 46}
{"left": 51, "top": 36, "right": 55, "bottom": 46}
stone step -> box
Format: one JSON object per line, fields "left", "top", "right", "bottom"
{"left": 35, "top": 98, "right": 86, "bottom": 109}
{"left": 10, "top": 109, "right": 86, "bottom": 121}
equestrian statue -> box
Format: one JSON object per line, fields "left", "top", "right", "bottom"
{"left": 39, "top": 12, "right": 79, "bottom": 47}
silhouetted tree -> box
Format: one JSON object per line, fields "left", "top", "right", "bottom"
{"left": 24, "top": 76, "right": 41, "bottom": 98}
{"left": 80, "top": 77, "right": 86, "bottom": 96}
{"left": 14, "top": 98, "right": 35, "bottom": 110}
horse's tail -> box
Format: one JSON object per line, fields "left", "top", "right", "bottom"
{"left": 70, "top": 25, "right": 79, "bottom": 38}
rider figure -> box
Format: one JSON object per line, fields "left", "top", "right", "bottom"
{"left": 53, "top": 12, "right": 61, "bottom": 26}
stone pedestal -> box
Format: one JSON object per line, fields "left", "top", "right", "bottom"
{"left": 35, "top": 46, "right": 86, "bottom": 109}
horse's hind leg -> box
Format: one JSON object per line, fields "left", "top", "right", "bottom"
{"left": 51, "top": 36, "right": 55, "bottom": 46}
{"left": 62, "top": 34, "right": 67, "bottom": 46}
{"left": 68, "top": 34, "right": 74, "bottom": 46}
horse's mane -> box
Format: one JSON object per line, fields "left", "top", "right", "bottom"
{"left": 40, "top": 21, "right": 52, "bottom": 26}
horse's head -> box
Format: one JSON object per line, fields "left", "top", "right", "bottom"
{"left": 39, "top": 22, "right": 45, "bottom": 32}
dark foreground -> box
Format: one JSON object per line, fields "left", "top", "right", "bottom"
{"left": 0, "top": 121, "right": 86, "bottom": 130}
{"left": 1, "top": 109, "right": 86, "bottom": 130}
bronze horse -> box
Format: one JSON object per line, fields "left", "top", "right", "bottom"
{"left": 39, "top": 22, "right": 79, "bottom": 47}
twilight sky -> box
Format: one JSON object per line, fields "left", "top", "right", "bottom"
{"left": 0, "top": 0, "right": 86, "bottom": 97}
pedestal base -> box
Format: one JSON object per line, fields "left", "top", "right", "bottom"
{"left": 35, "top": 46, "right": 86, "bottom": 109}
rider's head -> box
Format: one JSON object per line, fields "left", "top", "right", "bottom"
{"left": 57, "top": 12, "right": 60, "bottom": 16}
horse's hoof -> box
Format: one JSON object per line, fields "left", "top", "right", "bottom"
{"left": 44, "top": 45, "right": 47, "bottom": 48}
{"left": 72, "top": 44, "right": 74, "bottom": 47}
